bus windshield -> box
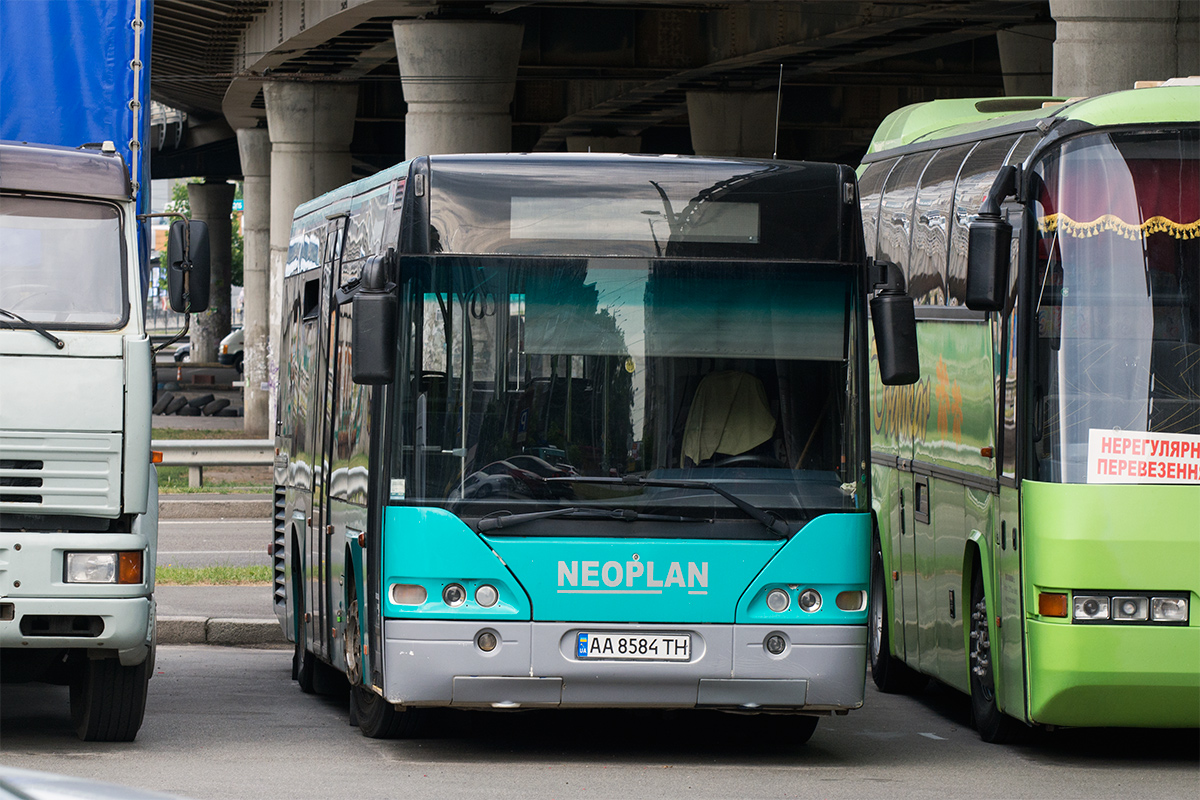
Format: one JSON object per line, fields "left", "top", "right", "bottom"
{"left": 390, "top": 256, "right": 863, "bottom": 527}
{"left": 0, "top": 196, "right": 127, "bottom": 328}
{"left": 1032, "top": 129, "right": 1200, "bottom": 483}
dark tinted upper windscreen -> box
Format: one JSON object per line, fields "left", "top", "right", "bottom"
{"left": 426, "top": 156, "right": 851, "bottom": 261}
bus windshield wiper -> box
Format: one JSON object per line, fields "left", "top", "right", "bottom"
{"left": 0, "top": 307, "right": 65, "bottom": 349}
{"left": 476, "top": 506, "right": 708, "bottom": 533}
{"left": 548, "top": 475, "right": 792, "bottom": 539}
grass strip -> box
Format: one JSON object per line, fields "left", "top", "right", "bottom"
{"left": 157, "top": 565, "right": 272, "bottom": 586}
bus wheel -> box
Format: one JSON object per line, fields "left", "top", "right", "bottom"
{"left": 868, "top": 542, "right": 927, "bottom": 693}
{"left": 345, "top": 585, "right": 362, "bottom": 686}
{"left": 969, "top": 570, "right": 1016, "bottom": 743}
{"left": 70, "top": 654, "right": 149, "bottom": 741}
{"left": 790, "top": 715, "right": 819, "bottom": 745}
{"left": 352, "top": 687, "right": 426, "bottom": 739}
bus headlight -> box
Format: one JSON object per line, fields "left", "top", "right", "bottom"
{"left": 475, "top": 584, "right": 499, "bottom": 608}
{"left": 1111, "top": 596, "right": 1149, "bottom": 621}
{"left": 442, "top": 583, "right": 467, "bottom": 607}
{"left": 1152, "top": 597, "right": 1188, "bottom": 622}
{"left": 798, "top": 589, "right": 822, "bottom": 613}
{"left": 65, "top": 552, "right": 143, "bottom": 584}
{"left": 1073, "top": 595, "right": 1109, "bottom": 621}
{"left": 766, "top": 588, "right": 790, "bottom": 612}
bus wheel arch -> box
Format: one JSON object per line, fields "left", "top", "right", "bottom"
{"left": 344, "top": 553, "right": 362, "bottom": 687}
{"left": 967, "top": 552, "right": 1018, "bottom": 743}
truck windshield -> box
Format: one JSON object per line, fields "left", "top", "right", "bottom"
{"left": 0, "top": 196, "right": 127, "bottom": 328}
{"left": 389, "top": 256, "right": 864, "bottom": 526}
{"left": 1031, "top": 129, "right": 1200, "bottom": 483}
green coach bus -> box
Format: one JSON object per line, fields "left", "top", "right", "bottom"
{"left": 858, "top": 80, "right": 1199, "bottom": 741}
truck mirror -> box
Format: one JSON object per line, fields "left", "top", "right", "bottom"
{"left": 351, "top": 254, "right": 397, "bottom": 384}
{"left": 870, "top": 260, "right": 919, "bottom": 385}
{"left": 965, "top": 165, "right": 1017, "bottom": 312}
{"left": 167, "top": 220, "right": 211, "bottom": 313}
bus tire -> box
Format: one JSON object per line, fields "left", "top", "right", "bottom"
{"left": 790, "top": 715, "right": 819, "bottom": 745}
{"left": 352, "top": 687, "right": 426, "bottom": 739}
{"left": 969, "top": 569, "right": 1017, "bottom": 743}
{"left": 295, "top": 638, "right": 316, "bottom": 694}
{"left": 70, "top": 654, "right": 149, "bottom": 742}
{"left": 869, "top": 541, "right": 928, "bottom": 694}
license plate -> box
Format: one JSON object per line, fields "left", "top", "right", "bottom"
{"left": 576, "top": 632, "right": 691, "bottom": 661}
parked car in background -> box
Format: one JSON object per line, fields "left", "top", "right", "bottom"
{"left": 218, "top": 326, "right": 244, "bottom": 372}
{"left": 171, "top": 326, "right": 242, "bottom": 372}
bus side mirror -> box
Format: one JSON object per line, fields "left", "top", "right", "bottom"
{"left": 167, "top": 220, "right": 210, "bottom": 313}
{"left": 870, "top": 260, "right": 920, "bottom": 386}
{"left": 966, "top": 165, "right": 1017, "bottom": 312}
{"left": 351, "top": 253, "right": 397, "bottom": 385}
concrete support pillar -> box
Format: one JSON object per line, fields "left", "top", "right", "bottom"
{"left": 1050, "top": 0, "right": 1200, "bottom": 97}
{"left": 997, "top": 24, "right": 1055, "bottom": 96}
{"left": 686, "top": 91, "right": 776, "bottom": 158}
{"left": 392, "top": 19, "right": 524, "bottom": 158}
{"left": 187, "top": 180, "right": 235, "bottom": 364}
{"left": 236, "top": 127, "right": 270, "bottom": 437}
{"left": 263, "top": 81, "right": 358, "bottom": 431}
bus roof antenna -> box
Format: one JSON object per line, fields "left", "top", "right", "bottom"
{"left": 773, "top": 63, "right": 783, "bottom": 160}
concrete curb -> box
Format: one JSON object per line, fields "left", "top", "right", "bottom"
{"left": 158, "top": 615, "right": 286, "bottom": 646}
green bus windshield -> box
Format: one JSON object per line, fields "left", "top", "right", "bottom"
{"left": 1031, "top": 128, "right": 1200, "bottom": 483}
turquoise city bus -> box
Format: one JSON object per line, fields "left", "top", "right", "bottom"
{"left": 272, "top": 153, "right": 917, "bottom": 741}
{"left": 859, "top": 82, "right": 1199, "bottom": 741}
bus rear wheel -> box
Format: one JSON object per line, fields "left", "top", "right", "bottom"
{"left": 969, "top": 569, "right": 1017, "bottom": 743}
{"left": 352, "top": 687, "right": 426, "bottom": 739}
{"left": 868, "top": 541, "right": 928, "bottom": 693}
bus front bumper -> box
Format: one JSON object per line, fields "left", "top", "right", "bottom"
{"left": 382, "top": 620, "right": 865, "bottom": 712}
{"left": 1026, "top": 619, "right": 1200, "bottom": 728}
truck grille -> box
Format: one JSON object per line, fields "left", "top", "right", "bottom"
{"left": 0, "top": 433, "right": 121, "bottom": 515}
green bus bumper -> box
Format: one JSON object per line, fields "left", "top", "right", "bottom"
{"left": 1026, "top": 619, "right": 1200, "bottom": 728}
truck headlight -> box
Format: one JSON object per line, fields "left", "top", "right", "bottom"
{"left": 65, "top": 552, "right": 143, "bottom": 584}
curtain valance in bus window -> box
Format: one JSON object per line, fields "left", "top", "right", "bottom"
{"left": 1036, "top": 134, "right": 1200, "bottom": 241}
{"left": 521, "top": 260, "right": 847, "bottom": 361}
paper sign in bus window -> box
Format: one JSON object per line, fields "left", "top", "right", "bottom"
{"left": 1086, "top": 429, "right": 1200, "bottom": 484}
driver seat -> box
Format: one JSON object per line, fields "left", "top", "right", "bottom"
{"left": 680, "top": 371, "right": 777, "bottom": 467}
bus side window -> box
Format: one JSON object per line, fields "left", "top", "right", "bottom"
{"left": 911, "top": 145, "right": 974, "bottom": 306}
{"left": 858, "top": 159, "right": 896, "bottom": 257}
{"left": 876, "top": 152, "right": 935, "bottom": 292}
{"left": 948, "top": 136, "right": 1021, "bottom": 306}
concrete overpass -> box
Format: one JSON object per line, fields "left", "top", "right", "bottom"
{"left": 144, "top": 0, "right": 1199, "bottom": 435}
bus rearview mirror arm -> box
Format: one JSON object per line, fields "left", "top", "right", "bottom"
{"left": 966, "top": 165, "right": 1019, "bottom": 312}
{"left": 870, "top": 259, "right": 920, "bottom": 386}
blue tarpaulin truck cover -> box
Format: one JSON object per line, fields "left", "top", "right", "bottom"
{"left": 0, "top": 0, "right": 152, "bottom": 282}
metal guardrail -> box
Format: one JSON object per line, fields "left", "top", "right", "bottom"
{"left": 153, "top": 439, "right": 273, "bottom": 488}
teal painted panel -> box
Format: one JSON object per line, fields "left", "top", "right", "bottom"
{"left": 486, "top": 536, "right": 783, "bottom": 624}
{"left": 736, "top": 513, "right": 871, "bottom": 625}
{"left": 381, "top": 507, "right": 531, "bottom": 620}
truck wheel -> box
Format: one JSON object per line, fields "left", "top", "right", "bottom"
{"left": 352, "top": 686, "right": 426, "bottom": 739}
{"left": 869, "top": 542, "right": 928, "bottom": 693}
{"left": 969, "top": 570, "right": 1018, "bottom": 743}
{"left": 70, "top": 655, "right": 149, "bottom": 741}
